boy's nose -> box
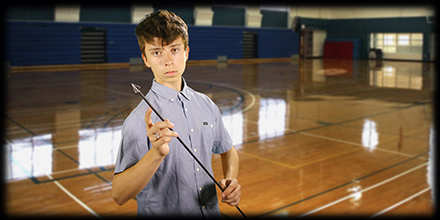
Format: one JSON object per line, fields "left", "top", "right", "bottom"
{"left": 164, "top": 52, "right": 173, "bottom": 66}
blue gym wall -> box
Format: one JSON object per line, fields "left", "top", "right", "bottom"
{"left": 6, "top": 23, "right": 82, "bottom": 66}
{"left": 5, "top": 21, "right": 299, "bottom": 66}
{"left": 5, "top": 5, "right": 298, "bottom": 66}
{"left": 5, "top": 5, "right": 435, "bottom": 66}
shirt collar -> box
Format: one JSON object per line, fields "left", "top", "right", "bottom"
{"left": 151, "top": 77, "right": 191, "bottom": 102}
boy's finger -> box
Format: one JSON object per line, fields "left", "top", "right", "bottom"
{"left": 225, "top": 184, "right": 241, "bottom": 199}
{"left": 222, "top": 179, "right": 238, "bottom": 199}
{"left": 152, "top": 120, "right": 175, "bottom": 130}
{"left": 145, "top": 108, "right": 154, "bottom": 131}
{"left": 159, "top": 128, "right": 179, "bottom": 137}
{"left": 219, "top": 179, "right": 227, "bottom": 197}
{"left": 222, "top": 179, "right": 237, "bottom": 195}
{"left": 219, "top": 179, "right": 227, "bottom": 189}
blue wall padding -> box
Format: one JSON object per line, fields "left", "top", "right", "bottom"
{"left": 105, "top": 25, "right": 140, "bottom": 63}
{"left": 188, "top": 26, "right": 244, "bottom": 60}
{"left": 258, "top": 29, "right": 298, "bottom": 58}
{"left": 5, "top": 21, "right": 299, "bottom": 66}
{"left": 5, "top": 24, "right": 81, "bottom": 66}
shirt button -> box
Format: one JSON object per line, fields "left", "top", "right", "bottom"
{"left": 210, "top": 124, "right": 213, "bottom": 128}
{"left": 196, "top": 168, "right": 199, "bottom": 171}
{"left": 190, "top": 128, "right": 194, "bottom": 132}
{"left": 199, "top": 187, "right": 202, "bottom": 191}
{"left": 194, "top": 148, "right": 197, "bottom": 152}
{"left": 171, "top": 98, "right": 174, "bottom": 102}
{"left": 202, "top": 205, "right": 205, "bottom": 209}
{"left": 185, "top": 108, "right": 188, "bottom": 111}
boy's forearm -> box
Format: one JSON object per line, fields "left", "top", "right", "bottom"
{"left": 220, "top": 147, "right": 239, "bottom": 179}
{"left": 112, "top": 149, "right": 165, "bottom": 205}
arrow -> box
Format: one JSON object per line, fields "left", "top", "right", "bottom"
{"left": 131, "top": 83, "right": 141, "bottom": 94}
{"left": 130, "top": 83, "right": 247, "bottom": 218}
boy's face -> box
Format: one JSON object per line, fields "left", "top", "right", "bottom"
{"left": 142, "top": 36, "right": 189, "bottom": 91}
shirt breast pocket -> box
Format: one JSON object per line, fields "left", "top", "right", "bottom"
{"left": 200, "top": 119, "right": 215, "bottom": 148}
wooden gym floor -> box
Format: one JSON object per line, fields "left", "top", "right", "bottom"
{"left": 4, "top": 58, "right": 435, "bottom": 218}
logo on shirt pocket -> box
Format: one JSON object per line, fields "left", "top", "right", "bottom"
{"left": 201, "top": 121, "right": 214, "bottom": 143}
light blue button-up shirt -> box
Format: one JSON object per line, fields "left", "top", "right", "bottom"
{"left": 114, "top": 78, "right": 232, "bottom": 217}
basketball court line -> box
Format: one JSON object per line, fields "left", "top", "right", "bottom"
{"left": 236, "top": 123, "right": 427, "bottom": 165}
{"left": 187, "top": 79, "right": 256, "bottom": 112}
{"left": 5, "top": 134, "right": 113, "bottom": 184}
{"left": 295, "top": 163, "right": 428, "bottom": 218}
{"left": 338, "top": 123, "right": 431, "bottom": 141}
{"left": 53, "top": 144, "right": 78, "bottom": 150}
{"left": 48, "top": 167, "right": 87, "bottom": 175}
{"left": 86, "top": 80, "right": 256, "bottom": 130}
{"left": 36, "top": 168, "right": 113, "bottom": 184}
{"left": 299, "top": 131, "right": 428, "bottom": 159}
{"left": 5, "top": 117, "right": 429, "bottom": 186}
{"left": 234, "top": 100, "right": 430, "bottom": 151}
{"left": 255, "top": 150, "right": 428, "bottom": 218}
{"left": 4, "top": 115, "right": 37, "bottom": 136}
{"left": 5, "top": 80, "right": 255, "bottom": 185}
{"left": 369, "top": 187, "right": 431, "bottom": 218}
{"left": 46, "top": 174, "right": 101, "bottom": 218}
{"left": 239, "top": 147, "right": 361, "bottom": 171}
{"left": 102, "top": 107, "right": 131, "bottom": 128}
{"left": 5, "top": 72, "right": 432, "bottom": 217}
{"left": 83, "top": 83, "right": 134, "bottom": 97}
{"left": 84, "top": 78, "right": 256, "bottom": 112}
{"left": 6, "top": 120, "right": 373, "bottom": 185}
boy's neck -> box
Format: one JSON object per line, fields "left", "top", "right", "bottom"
{"left": 158, "top": 77, "right": 183, "bottom": 92}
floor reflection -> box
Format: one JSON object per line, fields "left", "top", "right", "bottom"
{"left": 4, "top": 58, "right": 434, "bottom": 182}
{"left": 347, "top": 181, "right": 363, "bottom": 207}
{"left": 362, "top": 119, "right": 379, "bottom": 152}
{"left": 369, "top": 64, "right": 424, "bottom": 90}
{"left": 222, "top": 112, "right": 244, "bottom": 147}
{"left": 6, "top": 134, "right": 53, "bottom": 180}
{"left": 6, "top": 126, "right": 122, "bottom": 180}
{"left": 427, "top": 123, "right": 435, "bottom": 206}
{"left": 78, "top": 127, "right": 121, "bottom": 169}
{"left": 258, "top": 98, "right": 286, "bottom": 140}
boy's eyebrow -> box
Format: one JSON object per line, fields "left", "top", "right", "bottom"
{"left": 169, "top": 43, "right": 182, "bottom": 47}
{"left": 148, "top": 47, "right": 163, "bottom": 51}
{"left": 148, "top": 43, "right": 182, "bottom": 52}
{"left": 148, "top": 45, "right": 163, "bottom": 51}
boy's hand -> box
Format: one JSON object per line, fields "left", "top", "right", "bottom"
{"left": 219, "top": 178, "right": 241, "bottom": 207}
{"left": 145, "top": 108, "right": 178, "bottom": 157}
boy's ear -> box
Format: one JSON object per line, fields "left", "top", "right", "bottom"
{"left": 142, "top": 53, "right": 151, "bottom": 68}
{"left": 185, "top": 46, "right": 190, "bottom": 61}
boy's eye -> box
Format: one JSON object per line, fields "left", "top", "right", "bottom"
{"left": 171, "top": 48, "right": 179, "bottom": 53}
{"left": 152, "top": 51, "right": 161, "bottom": 56}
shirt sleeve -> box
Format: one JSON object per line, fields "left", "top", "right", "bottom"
{"left": 114, "top": 112, "right": 150, "bottom": 175}
{"left": 210, "top": 100, "right": 233, "bottom": 154}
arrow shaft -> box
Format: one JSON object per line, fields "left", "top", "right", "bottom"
{"left": 137, "top": 90, "right": 223, "bottom": 191}
{"left": 133, "top": 85, "right": 247, "bottom": 219}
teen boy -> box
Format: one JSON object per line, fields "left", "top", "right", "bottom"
{"left": 112, "top": 10, "right": 241, "bottom": 217}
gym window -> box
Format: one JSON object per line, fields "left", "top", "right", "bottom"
{"left": 370, "top": 33, "right": 423, "bottom": 54}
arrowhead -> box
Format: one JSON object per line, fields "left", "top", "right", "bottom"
{"left": 131, "top": 83, "right": 141, "bottom": 93}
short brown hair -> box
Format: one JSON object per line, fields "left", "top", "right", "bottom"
{"left": 135, "top": 10, "right": 189, "bottom": 57}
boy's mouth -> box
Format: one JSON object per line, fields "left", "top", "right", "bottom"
{"left": 165, "top": 71, "right": 177, "bottom": 76}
